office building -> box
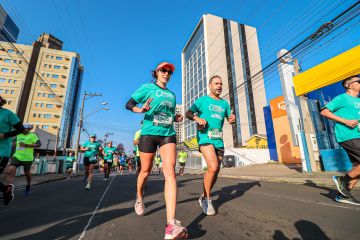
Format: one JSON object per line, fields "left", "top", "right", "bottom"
{"left": 0, "top": 4, "right": 19, "bottom": 42}
{"left": 182, "top": 14, "right": 267, "bottom": 148}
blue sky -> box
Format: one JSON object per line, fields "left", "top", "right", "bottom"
{"left": 5, "top": 0, "right": 360, "bottom": 153}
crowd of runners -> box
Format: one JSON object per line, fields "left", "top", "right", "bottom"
{"left": 1, "top": 61, "right": 360, "bottom": 239}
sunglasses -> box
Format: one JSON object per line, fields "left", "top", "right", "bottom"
{"left": 349, "top": 80, "right": 360, "bottom": 84}
{"left": 158, "top": 68, "right": 173, "bottom": 75}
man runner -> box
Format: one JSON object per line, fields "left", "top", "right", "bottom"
{"left": 81, "top": 134, "right": 102, "bottom": 190}
{"left": 103, "top": 141, "right": 117, "bottom": 180}
{"left": 6, "top": 124, "right": 41, "bottom": 196}
{"left": 177, "top": 148, "right": 188, "bottom": 176}
{"left": 321, "top": 75, "right": 360, "bottom": 205}
{"left": 0, "top": 95, "right": 25, "bottom": 205}
{"left": 185, "top": 75, "right": 235, "bottom": 215}
{"left": 119, "top": 152, "right": 127, "bottom": 175}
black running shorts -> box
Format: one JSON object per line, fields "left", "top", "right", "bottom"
{"left": 339, "top": 138, "right": 360, "bottom": 164}
{"left": 9, "top": 157, "right": 33, "bottom": 171}
{"left": 83, "top": 156, "right": 97, "bottom": 166}
{"left": 139, "top": 135, "right": 177, "bottom": 153}
{"left": 199, "top": 143, "right": 225, "bottom": 158}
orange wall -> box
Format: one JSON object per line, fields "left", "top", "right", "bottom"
{"left": 270, "top": 96, "right": 301, "bottom": 164}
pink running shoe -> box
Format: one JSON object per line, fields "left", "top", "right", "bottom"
{"left": 134, "top": 197, "right": 145, "bottom": 215}
{"left": 164, "top": 219, "right": 188, "bottom": 239}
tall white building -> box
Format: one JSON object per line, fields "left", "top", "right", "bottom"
{"left": 174, "top": 104, "right": 184, "bottom": 149}
{"left": 182, "top": 14, "right": 267, "bottom": 148}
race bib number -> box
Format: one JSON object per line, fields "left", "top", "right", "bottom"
{"left": 106, "top": 159, "right": 113, "bottom": 163}
{"left": 89, "top": 156, "right": 97, "bottom": 161}
{"left": 16, "top": 147, "right": 25, "bottom": 151}
{"left": 208, "top": 129, "right": 223, "bottom": 140}
{"left": 153, "top": 112, "right": 173, "bottom": 128}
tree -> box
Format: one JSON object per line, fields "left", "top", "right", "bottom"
{"left": 116, "top": 143, "right": 125, "bottom": 153}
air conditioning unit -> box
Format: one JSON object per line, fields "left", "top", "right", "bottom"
{"left": 62, "top": 75, "right": 66, "bottom": 78}
{"left": 63, "top": 66, "right": 68, "bottom": 69}
{"left": 60, "top": 84, "right": 65, "bottom": 88}
{"left": 52, "top": 125, "right": 58, "bottom": 129}
{"left": 58, "top": 95, "right": 64, "bottom": 98}
{"left": 56, "top": 104, "right": 62, "bottom": 108}
{"left": 54, "top": 115, "right": 60, "bottom": 118}
{"left": 65, "top": 57, "right": 70, "bottom": 61}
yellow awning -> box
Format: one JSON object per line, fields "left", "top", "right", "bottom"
{"left": 184, "top": 137, "right": 198, "bottom": 149}
{"left": 293, "top": 44, "right": 360, "bottom": 96}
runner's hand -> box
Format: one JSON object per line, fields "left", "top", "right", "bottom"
{"left": 175, "top": 114, "right": 184, "bottom": 122}
{"left": 140, "top": 98, "right": 153, "bottom": 113}
{"left": 228, "top": 114, "right": 236, "bottom": 124}
{"left": 195, "top": 117, "right": 207, "bottom": 126}
{"left": 344, "top": 119, "right": 358, "bottom": 128}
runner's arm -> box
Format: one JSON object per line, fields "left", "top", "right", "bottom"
{"left": 185, "top": 110, "right": 206, "bottom": 125}
{"left": 0, "top": 121, "right": 25, "bottom": 139}
{"left": 23, "top": 140, "right": 41, "bottom": 148}
{"left": 125, "top": 98, "right": 138, "bottom": 111}
{"left": 320, "top": 108, "right": 358, "bottom": 128}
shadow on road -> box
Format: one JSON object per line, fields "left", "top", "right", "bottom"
{"left": 273, "top": 220, "right": 330, "bottom": 240}
{"left": 303, "top": 180, "right": 338, "bottom": 201}
{"left": 187, "top": 181, "right": 261, "bottom": 239}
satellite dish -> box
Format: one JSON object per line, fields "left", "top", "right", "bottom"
{"left": 277, "top": 49, "right": 293, "bottom": 63}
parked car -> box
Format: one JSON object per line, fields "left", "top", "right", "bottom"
{"left": 222, "top": 155, "right": 236, "bottom": 168}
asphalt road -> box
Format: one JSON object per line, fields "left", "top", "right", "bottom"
{"left": 0, "top": 172, "right": 359, "bottom": 240}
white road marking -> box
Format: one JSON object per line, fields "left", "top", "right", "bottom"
{"left": 78, "top": 175, "right": 115, "bottom": 240}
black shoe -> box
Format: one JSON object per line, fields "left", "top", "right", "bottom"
{"left": 335, "top": 193, "right": 360, "bottom": 206}
{"left": 3, "top": 184, "right": 14, "bottom": 205}
{"left": 332, "top": 176, "right": 351, "bottom": 197}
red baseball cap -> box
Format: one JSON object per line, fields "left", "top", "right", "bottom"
{"left": 156, "top": 62, "right": 175, "bottom": 72}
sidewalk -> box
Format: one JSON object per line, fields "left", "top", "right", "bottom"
{"left": 186, "top": 163, "right": 358, "bottom": 189}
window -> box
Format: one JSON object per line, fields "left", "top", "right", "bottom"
{"left": 42, "top": 125, "right": 49, "bottom": 130}
{"left": 19, "top": 61, "right": 22, "bottom": 64}
{"left": 52, "top": 74, "right": 59, "bottom": 79}
{"left": 35, "top": 103, "right": 39, "bottom": 107}
{"left": 46, "top": 104, "right": 54, "bottom": 108}
{"left": 56, "top": 56, "right": 63, "bottom": 60}
{"left": 16, "top": 70, "right": 19, "bottom": 73}
{"left": 49, "top": 65, "right": 52, "bottom": 68}
{"left": 54, "top": 65, "right": 60, "bottom": 69}
{"left": 42, "top": 73, "right": 45, "bottom": 77}
{"left": 48, "top": 94, "right": 55, "bottom": 98}
{"left": 37, "top": 93, "right": 41, "bottom": 97}
{"left": 8, "top": 79, "right": 11, "bottom": 83}
{"left": 44, "top": 114, "right": 51, "bottom": 119}
{"left": 40, "top": 83, "right": 45, "bottom": 87}
{"left": 0, "top": 89, "right": 3, "bottom": 93}
{"left": 7, "top": 49, "right": 14, "bottom": 53}
{"left": 11, "top": 90, "right": 14, "bottom": 94}
{"left": 7, "top": 101, "right": 11, "bottom": 105}
{"left": 4, "top": 59, "right": 11, "bottom": 63}
{"left": 44, "top": 64, "right": 48, "bottom": 67}
{"left": 42, "top": 93, "right": 46, "bottom": 97}
{"left": 40, "top": 103, "right": 44, "bottom": 107}
{"left": 1, "top": 68, "right": 9, "bottom": 73}
{"left": 46, "top": 55, "right": 49, "bottom": 58}
{"left": 11, "top": 69, "right": 15, "bottom": 74}
{"left": 38, "top": 114, "right": 42, "bottom": 118}
{"left": 33, "top": 113, "right": 37, "bottom": 117}
{"left": 13, "top": 80, "right": 17, "bottom": 84}
{"left": 47, "top": 74, "right": 50, "bottom": 77}
{"left": 0, "top": 78, "right": 5, "bottom": 83}
{"left": 50, "top": 56, "right": 54, "bottom": 59}
{"left": 5, "top": 90, "right": 8, "bottom": 94}
{"left": 50, "top": 84, "right": 57, "bottom": 88}
{"left": 13, "top": 60, "right": 17, "bottom": 63}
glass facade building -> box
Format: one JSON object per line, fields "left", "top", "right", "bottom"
{"left": 0, "top": 5, "right": 19, "bottom": 42}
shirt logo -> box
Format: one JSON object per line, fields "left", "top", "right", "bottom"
{"left": 209, "top": 104, "right": 224, "bottom": 113}
{"left": 156, "top": 90, "right": 175, "bottom": 99}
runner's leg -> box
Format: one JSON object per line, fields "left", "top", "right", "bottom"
{"left": 200, "top": 144, "right": 221, "bottom": 199}
{"left": 137, "top": 152, "right": 155, "bottom": 199}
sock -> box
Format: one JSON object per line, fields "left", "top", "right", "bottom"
{"left": 341, "top": 174, "right": 353, "bottom": 186}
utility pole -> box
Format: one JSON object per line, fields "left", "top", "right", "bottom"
{"left": 73, "top": 91, "right": 102, "bottom": 173}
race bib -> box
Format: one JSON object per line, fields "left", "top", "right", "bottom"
{"left": 208, "top": 129, "right": 223, "bottom": 140}
{"left": 153, "top": 112, "right": 173, "bottom": 128}
{"left": 89, "top": 156, "right": 97, "bottom": 161}
{"left": 16, "top": 147, "right": 25, "bottom": 151}
{"left": 106, "top": 159, "right": 113, "bottom": 163}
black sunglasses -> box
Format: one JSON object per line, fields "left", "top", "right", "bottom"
{"left": 158, "top": 68, "right": 173, "bottom": 75}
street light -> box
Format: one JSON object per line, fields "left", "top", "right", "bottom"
{"left": 84, "top": 107, "right": 109, "bottom": 119}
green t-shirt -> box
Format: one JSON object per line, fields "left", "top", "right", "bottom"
{"left": 133, "top": 130, "right": 141, "bottom": 156}
{"left": 66, "top": 156, "right": 75, "bottom": 167}
{"left": 13, "top": 133, "right": 39, "bottom": 161}
{"left": 154, "top": 156, "right": 161, "bottom": 164}
{"left": 103, "top": 147, "right": 117, "bottom": 160}
{"left": 189, "top": 95, "right": 231, "bottom": 148}
{"left": 178, "top": 152, "right": 188, "bottom": 163}
{"left": 325, "top": 93, "right": 360, "bottom": 142}
{"left": 131, "top": 83, "right": 176, "bottom": 137}
{"left": 0, "top": 108, "right": 21, "bottom": 157}
{"left": 82, "top": 141, "right": 102, "bottom": 157}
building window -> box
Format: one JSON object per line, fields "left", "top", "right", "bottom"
{"left": 40, "top": 103, "right": 44, "bottom": 107}
{"left": 42, "top": 125, "right": 49, "bottom": 130}
{"left": 54, "top": 65, "right": 60, "bottom": 69}
{"left": 7, "top": 101, "right": 11, "bottom": 105}
{"left": 33, "top": 113, "right": 37, "bottom": 117}
{"left": 50, "top": 84, "right": 57, "bottom": 88}
{"left": 8, "top": 79, "right": 11, "bottom": 83}
{"left": 44, "top": 64, "right": 48, "bottom": 67}
{"left": 13, "top": 60, "right": 17, "bottom": 63}
{"left": 44, "top": 114, "right": 51, "bottom": 119}
{"left": 7, "top": 49, "right": 14, "bottom": 53}
{"left": 49, "top": 65, "right": 52, "bottom": 68}
{"left": 42, "top": 93, "right": 46, "bottom": 97}
{"left": 4, "top": 59, "right": 11, "bottom": 63}
{"left": 1, "top": 68, "right": 9, "bottom": 73}
{"left": 38, "top": 114, "right": 42, "bottom": 118}
{"left": 19, "top": 61, "right": 22, "bottom": 64}
{"left": 46, "top": 104, "right": 54, "bottom": 108}
{"left": 11, "top": 69, "right": 15, "bottom": 74}
{"left": 50, "top": 56, "right": 54, "bottom": 59}
{"left": 42, "top": 73, "right": 45, "bottom": 77}
{"left": 13, "top": 80, "right": 17, "bottom": 84}
{"left": 0, "top": 78, "right": 5, "bottom": 83}
{"left": 16, "top": 70, "right": 19, "bottom": 74}
{"left": 40, "top": 83, "right": 46, "bottom": 87}
{"left": 47, "top": 73, "right": 50, "bottom": 77}
{"left": 5, "top": 90, "right": 8, "bottom": 94}
{"left": 56, "top": 56, "right": 63, "bottom": 60}
{"left": 48, "top": 94, "right": 55, "bottom": 98}
{"left": 52, "top": 74, "right": 59, "bottom": 79}
{"left": 11, "top": 90, "right": 14, "bottom": 94}
{"left": 37, "top": 93, "right": 41, "bottom": 97}
{"left": 46, "top": 55, "right": 49, "bottom": 58}
{"left": 0, "top": 89, "right": 3, "bottom": 93}
{"left": 35, "top": 103, "right": 39, "bottom": 107}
